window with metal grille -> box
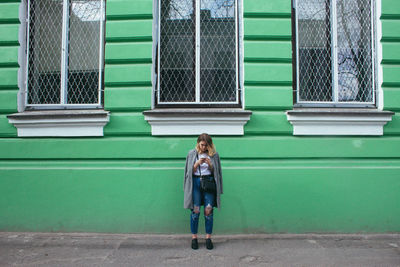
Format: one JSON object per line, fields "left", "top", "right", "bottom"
{"left": 26, "top": 0, "right": 105, "bottom": 108}
{"left": 156, "top": 0, "right": 240, "bottom": 106}
{"left": 294, "top": 0, "right": 376, "bottom": 106}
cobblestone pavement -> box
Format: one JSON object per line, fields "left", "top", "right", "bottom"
{"left": 0, "top": 233, "right": 400, "bottom": 266}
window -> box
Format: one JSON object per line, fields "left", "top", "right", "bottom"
{"left": 294, "top": 0, "right": 376, "bottom": 107}
{"left": 7, "top": 0, "right": 109, "bottom": 137}
{"left": 26, "top": 0, "right": 105, "bottom": 108}
{"left": 156, "top": 0, "right": 240, "bottom": 106}
{"left": 144, "top": 0, "right": 250, "bottom": 135}
{"left": 288, "top": 0, "right": 394, "bottom": 135}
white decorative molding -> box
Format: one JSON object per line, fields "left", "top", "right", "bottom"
{"left": 143, "top": 109, "right": 252, "bottom": 135}
{"left": 286, "top": 109, "right": 394, "bottom": 136}
{"left": 7, "top": 110, "right": 110, "bottom": 137}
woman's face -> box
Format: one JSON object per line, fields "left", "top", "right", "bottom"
{"left": 199, "top": 141, "right": 208, "bottom": 153}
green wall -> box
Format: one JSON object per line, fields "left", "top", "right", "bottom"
{"left": 0, "top": 0, "right": 19, "bottom": 138}
{"left": 0, "top": 0, "right": 400, "bottom": 234}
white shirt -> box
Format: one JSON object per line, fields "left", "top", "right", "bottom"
{"left": 194, "top": 153, "right": 212, "bottom": 176}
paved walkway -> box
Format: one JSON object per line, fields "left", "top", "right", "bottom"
{"left": 0, "top": 232, "right": 399, "bottom": 266}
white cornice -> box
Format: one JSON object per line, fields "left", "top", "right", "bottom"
{"left": 286, "top": 109, "right": 394, "bottom": 136}
{"left": 143, "top": 109, "right": 252, "bottom": 135}
{"left": 7, "top": 110, "right": 110, "bottom": 137}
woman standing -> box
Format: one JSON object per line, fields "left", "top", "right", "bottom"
{"left": 184, "top": 133, "right": 223, "bottom": 250}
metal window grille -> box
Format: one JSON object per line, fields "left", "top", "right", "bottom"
{"left": 295, "top": 0, "right": 376, "bottom": 105}
{"left": 26, "top": 0, "right": 105, "bottom": 107}
{"left": 157, "top": 0, "right": 239, "bottom": 105}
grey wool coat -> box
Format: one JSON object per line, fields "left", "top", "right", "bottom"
{"left": 183, "top": 149, "right": 223, "bottom": 210}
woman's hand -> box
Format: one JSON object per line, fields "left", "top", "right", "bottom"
{"left": 194, "top": 159, "right": 203, "bottom": 170}
{"left": 204, "top": 158, "right": 213, "bottom": 170}
{"left": 194, "top": 158, "right": 213, "bottom": 172}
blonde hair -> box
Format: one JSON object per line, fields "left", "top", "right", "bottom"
{"left": 195, "top": 133, "right": 216, "bottom": 156}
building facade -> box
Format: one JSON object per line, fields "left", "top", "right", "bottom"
{"left": 0, "top": 0, "right": 399, "bottom": 233}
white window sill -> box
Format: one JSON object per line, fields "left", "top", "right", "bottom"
{"left": 286, "top": 108, "right": 394, "bottom": 136}
{"left": 143, "top": 108, "right": 252, "bottom": 136}
{"left": 7, "top": 110, "right": 110, "bottom": 137}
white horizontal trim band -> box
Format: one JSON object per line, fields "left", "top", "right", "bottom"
{"left": 143, "top": 108, "right": 252, "bottom": 136}
{"left": 8, "top": 110, "right": 110, "bottom": 137}
{"left": 286, "top": 109, "right": 394, "bottom": 136}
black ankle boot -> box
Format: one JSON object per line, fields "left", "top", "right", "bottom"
{"left": 206, "top": 238, "right": 213, "bottom": 250}
{"left": 191, "top": 238, "right": 198, "bottom": 250}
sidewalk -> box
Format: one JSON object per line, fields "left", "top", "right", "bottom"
{"left": 0, "top": 232, "right": 399, "bottom": 266}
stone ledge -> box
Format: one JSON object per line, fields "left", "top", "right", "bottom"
{"left": 7, "top": 110, "right": 110, "bottom": 137}
{"left": 143, "top": 108, "right": 252, "bottom": 136}
{"left": 286, "top": 108, "right": 395, "bottom": 136}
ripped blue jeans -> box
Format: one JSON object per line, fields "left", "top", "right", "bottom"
{"left": 191, "top": 176, "right": 215, "bottom": 235}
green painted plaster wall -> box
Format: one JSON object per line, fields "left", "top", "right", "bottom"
{"left": 1, "top": 158, "right": 400, "bottom": 233}
{"left": 0, "top": 0, "right": 400, "bottom": 234}
{"left": 0, "top": 1, "right": 19, "bottom": 138}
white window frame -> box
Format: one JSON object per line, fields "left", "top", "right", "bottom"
{"left": 24, "top": 0, "right": 105, "bottom": 109}
{"left": 154, "top": 0, "right": 242, "bottom": 106}
{"left": 287, "top": 0, "right": 394, "bottom": 136}
{"left": 294, "top": 0, "right": 377, "bottom": 107}
{"left": 8, "top": 0, "right": 109, "bottom": 137}
{"left": 145, "top": 0, "right": 250, "bottom": 136}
